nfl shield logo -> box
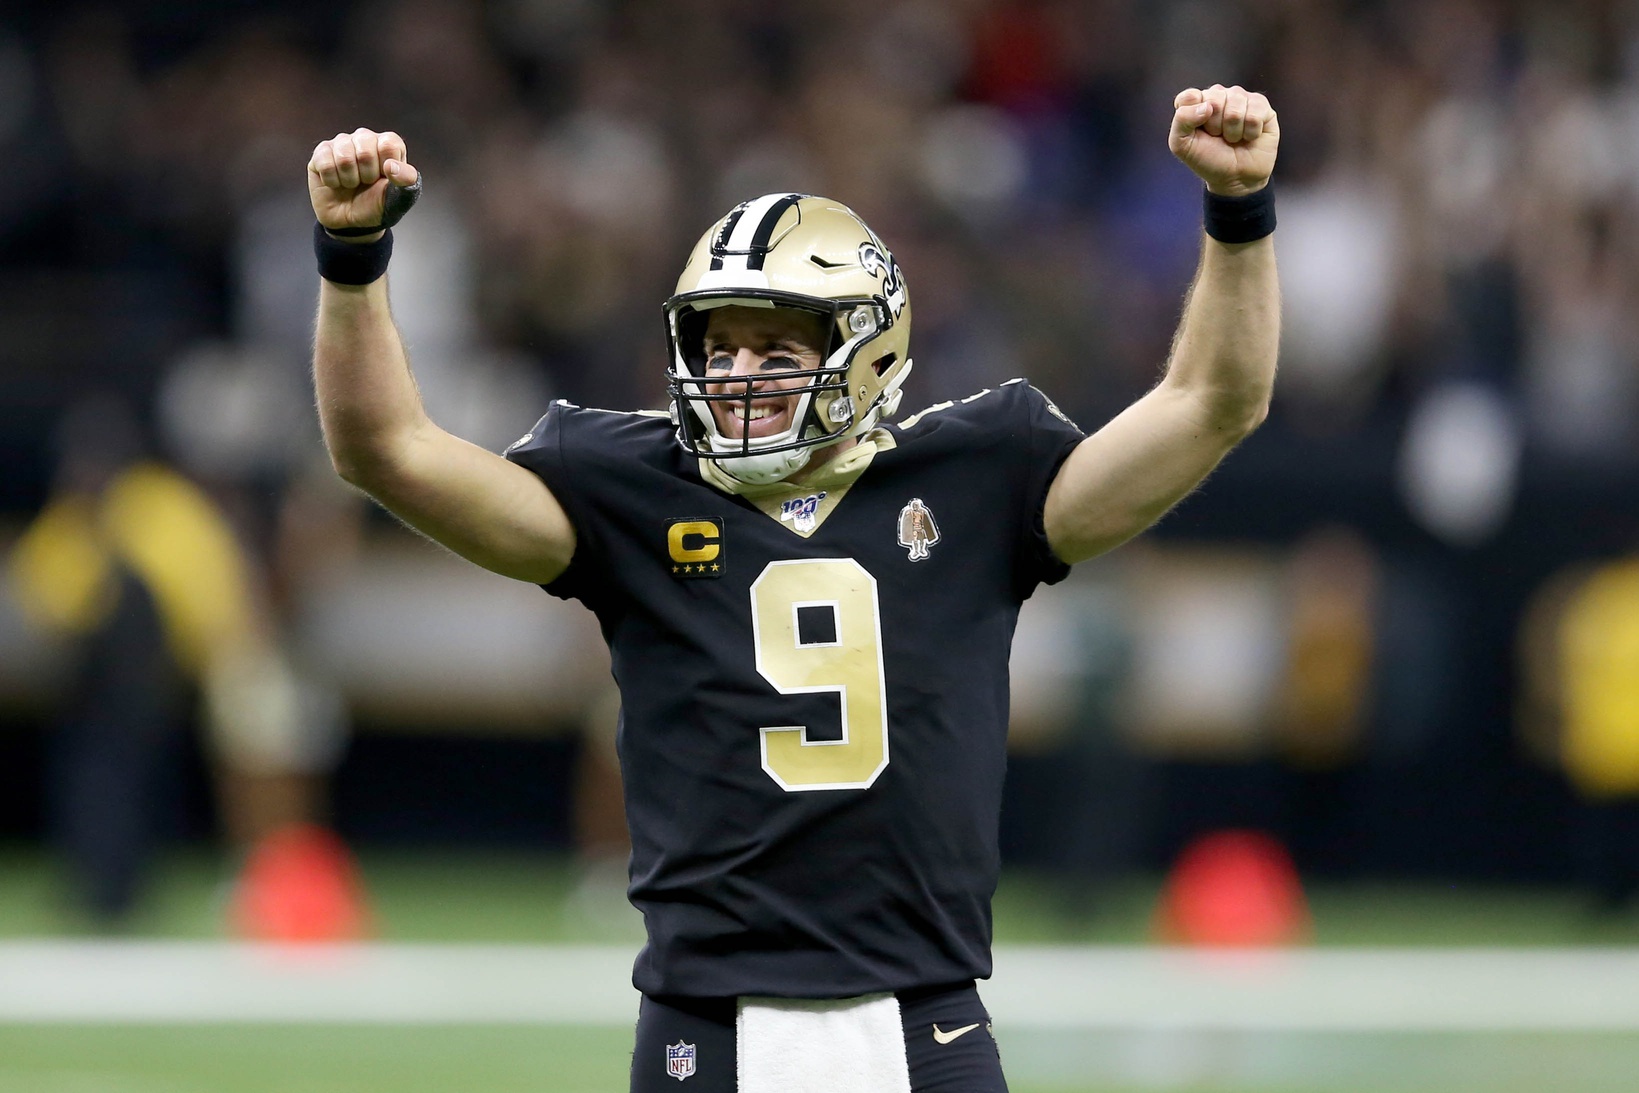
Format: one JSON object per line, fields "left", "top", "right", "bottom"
{"left": 666, "top": 1040, "right": 696, "bottom": 1081}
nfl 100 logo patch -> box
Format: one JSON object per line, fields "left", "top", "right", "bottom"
{"left": 778, "top": 491, "right": 827, "bottom": 534}
{"left": 666, "top": 1040, "right": 696, "bottom": 1081}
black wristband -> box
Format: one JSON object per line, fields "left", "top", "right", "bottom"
{"left": 1203, "top": 185, "right": 1275, "bottom": 244}
{"left": 314, "top": 221, "right": 393, "bottom": 285}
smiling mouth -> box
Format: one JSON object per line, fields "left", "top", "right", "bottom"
{"left": 715, "top": 397, "right": 792, "bottom": 440}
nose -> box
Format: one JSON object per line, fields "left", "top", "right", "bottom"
{"left": 708, "top": 348, "right": 778, "bottom": 393}
{"left": 725, "top": 348, "right": 766, "bottom": 379}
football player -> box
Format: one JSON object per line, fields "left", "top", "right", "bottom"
{"left": 307, "top": 84, "right": 1279, "bottom": 1093}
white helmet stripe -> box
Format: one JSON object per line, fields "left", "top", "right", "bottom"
{"left": 707, "top": 202, "right": 750, "bottom": 271}
{"left": 714, "top": 193, "right": 804, "bottom": 272}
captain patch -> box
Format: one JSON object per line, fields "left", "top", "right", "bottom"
{"left": 667, "top": 517, "right": 724, "bottom": 579}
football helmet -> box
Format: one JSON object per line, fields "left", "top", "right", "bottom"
{"left": 664, "top": 194, "right": 913, "bottom": 484}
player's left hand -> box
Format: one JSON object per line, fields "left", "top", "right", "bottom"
{"left": 1168, "top": 85, "right": 1279, "bottom": 196}
{"left": 307, "top": 128, "right": 420, "bottom": 239}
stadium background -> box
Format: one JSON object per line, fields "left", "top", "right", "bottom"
{"left": 1, "top": 0, "right": 1638, "bottom": 1090}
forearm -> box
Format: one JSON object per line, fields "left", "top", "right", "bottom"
{"left": 1160, "top": 232, "right": 1279, "bottom": 438}
{"left": 312, "top": 276, "right": 431, "bottom": 485}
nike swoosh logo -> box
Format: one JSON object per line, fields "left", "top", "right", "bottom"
{"left": 932, "top": 1022, "right": 981, "bottom": 1045}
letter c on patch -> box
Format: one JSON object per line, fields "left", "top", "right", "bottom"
{"left": 668, "top": 520, "right": 720, "bottom": 563}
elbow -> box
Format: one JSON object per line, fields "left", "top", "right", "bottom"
{"left": 329, "top": 451, "right": 369, "bottom": 490}
{"left": 1236, "top": 393, "right": 1271, "bottom": 438}
{"left": 323, "top": 437, "right": 369, "bottom": 488}
{"left": 326, "top": 439, "right": 400, "bottom": 495}
{"left": 1197, "top": 388, "right": 1270, "bottom": 444}
{"left": 320, "top": 418, "right": 423, "bottom": 495}
{"left": 1219, "top": 367, "right": 1274, "bottom": 438}
{"left": 1166, "top": 369, "right": 1273, "bottom": 444}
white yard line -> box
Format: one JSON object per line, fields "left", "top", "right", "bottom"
{"left": 0, "top": 943, "right": 638, "bottom": 1025}
{"left": 986, "top": 947, "right": 1639, "bottom": 1031}
{"left": 1, "top": 943, "right": 1637, "bottom": 1030}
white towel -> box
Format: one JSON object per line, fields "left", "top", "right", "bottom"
{"left": 736, "top": 992, "right": 912, "bottom": 1093}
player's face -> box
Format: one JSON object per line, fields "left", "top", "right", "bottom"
{"left": 701, "top": 306, "right": 830, "bottom": 441}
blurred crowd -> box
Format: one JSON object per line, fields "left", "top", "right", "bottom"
{"left": 2, "top": 0, "right": 1639, "bottom": 921}
{"left": 2, "top": 0, "right": 1638, "bottom": 467}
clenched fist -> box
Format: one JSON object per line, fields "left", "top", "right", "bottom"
{"left": 1169, "top": 85, "right": 1278, "bottom": 197}
{"left": 307, "top": 128, "right": 420, "bottom": 240}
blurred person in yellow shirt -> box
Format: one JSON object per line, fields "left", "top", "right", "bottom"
{"left": 1557, "top": 557, "right": 1639, "bottom": 910}
{"left": 8, "top": 397, "right": 357, "bottom": 930}
{"left": 1521, "top": 553, "right": 1639, "bottom": 912}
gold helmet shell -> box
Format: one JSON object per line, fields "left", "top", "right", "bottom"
{"left": 664, "top": 194, "right": 913, "bottom": 484}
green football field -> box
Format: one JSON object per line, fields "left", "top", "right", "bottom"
{"left": 4, "top": 1025, "right": 1639, "bottom": 1093}
{"left": 7, "top": 845, "right": 1639, "bottom": 946}
{"left": 2, "top": 846, "right": 1638, "bottom": 1092}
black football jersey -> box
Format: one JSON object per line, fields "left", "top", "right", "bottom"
{"left": 506, "top": 379, "right": 1084, "bottom": 998}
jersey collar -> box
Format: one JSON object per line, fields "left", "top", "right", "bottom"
{"left": 697, "top": 429, "right": 898, "bottom": 538}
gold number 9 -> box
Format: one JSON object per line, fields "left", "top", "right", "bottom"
{"left": 750, "top": 558, "right": 890, "bottom": 791}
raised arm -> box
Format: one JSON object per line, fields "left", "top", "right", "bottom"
{"left": 1044, "top": 85, "right": 1280, "bottom": 564}
{"left": 309, "top": 129, "right": 575, "bottom": 584}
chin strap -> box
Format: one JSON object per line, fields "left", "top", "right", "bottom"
{"left": 698, "top": 432, "right": 889, "bottom": 498}
{"left": 716, "top": 444, "right": 814, "bottom": 486}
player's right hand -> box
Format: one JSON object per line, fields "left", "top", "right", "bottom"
{"left": 307, "top": 128, "right": 419, "bottom": 237}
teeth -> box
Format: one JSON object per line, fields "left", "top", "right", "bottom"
{"left": 733, "top": 406, "right": 778, "bottom": 421}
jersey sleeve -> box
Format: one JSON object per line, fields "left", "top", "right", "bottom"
{"left": 502, "top": 401, "right": 608, "bottom": 605}
{"left": 1007, "top": 380, "right": 1085, "bottom": 596}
